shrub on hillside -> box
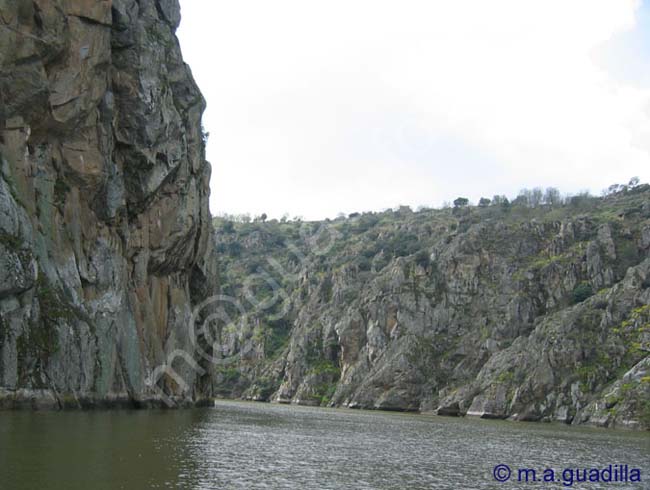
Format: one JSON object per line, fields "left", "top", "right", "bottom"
{"left": 572, "top": 282, "right": 594, "bottom": 304}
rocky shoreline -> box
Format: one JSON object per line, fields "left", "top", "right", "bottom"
{"left": 211, "top": 190, "right": 650, "bottom": 430}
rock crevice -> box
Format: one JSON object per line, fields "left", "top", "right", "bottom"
{"left": 0, "top": 0, "right": 217, "bottom": 409}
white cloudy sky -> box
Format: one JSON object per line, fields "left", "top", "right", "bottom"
{"left": 177, "top": 0, "right": 650, "bottom": 220}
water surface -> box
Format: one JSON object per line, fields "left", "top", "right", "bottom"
{"left": 0, "top": 400, "right": 648, "bottom": 489}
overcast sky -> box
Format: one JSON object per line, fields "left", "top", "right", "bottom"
{"left": 177, "top": 0, "right": 650, "bottom": 220}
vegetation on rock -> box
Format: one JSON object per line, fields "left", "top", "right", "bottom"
{"left": 212, "top": 182, "right": 650, "bottom": 429}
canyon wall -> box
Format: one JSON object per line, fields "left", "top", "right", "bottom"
{"left": 214, "top": 189, "right": 650, "bottom": 429}
{"left": 0, "top": 0, "right": 217, "bottom": 408}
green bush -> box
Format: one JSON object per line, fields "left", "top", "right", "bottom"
{"left": 415, "top": 250, "right": 430, "bottom": 269}
{"left": 264, "top": 317, "right": 292, "bottom": 358}
{"left": 221, "top": 221, "right": 235, "bottom": 233}
{"left": 478, "top": 197, "right": 491, "bottom": 208}
{"left": 453, "top": 197, "right": 469, "bottom": 208}
{"left": 572, "top": 282, "right": 593, "bottom": 304}
{"left": 308, "top": 359, "right": 341, "bottom": 377}
{"left": 226, "top": 242, "right": 242, "bottom": 256}
{"left": 357, "top": 257, "right": 372, "bottom": 271}
{"left": 386, "top": 233, "right": 419, "bottom": 258}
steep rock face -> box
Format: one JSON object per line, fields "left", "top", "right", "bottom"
{"left": 0, "top": 0, "right": 217, "bottom": 408}
{"left": 213, "top": 189, "right": 650, "bottom": 429}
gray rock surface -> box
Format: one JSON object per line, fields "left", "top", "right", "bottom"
{"left": 0, "top": 0, "right": 218, "bottom": 409}
{"left": 213, "top": 189, "right": 650, "bottom": 429}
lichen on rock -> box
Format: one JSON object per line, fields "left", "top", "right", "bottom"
{"left": 212, "top": 188, "right": 650, "bottom": 429}
{"left": 0, "top": 0, "right": 218, "bottom": 409}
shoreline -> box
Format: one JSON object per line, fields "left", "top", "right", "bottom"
{"left": 2, "top": 390, "right": 646, "bottom": 432}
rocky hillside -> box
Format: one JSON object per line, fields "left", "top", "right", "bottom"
{"left": 213, "top": 186, "right": 650, "bottom": 429}
{"left": 0, "top": 0, "right": 217, "bottom": 408}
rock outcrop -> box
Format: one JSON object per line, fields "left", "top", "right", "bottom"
{"left": 213, "top": 188, "right": 650, "bottom": 429}
{"left": 0, "top": 0, "right": 217, "bottom": 408}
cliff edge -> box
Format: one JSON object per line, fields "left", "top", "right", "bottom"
{"left": 0, "top": 0, "right": 217, "bottom": 408}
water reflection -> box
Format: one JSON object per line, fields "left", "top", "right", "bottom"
{"left": 0, "top": 409, "right": 207, "bottom": 490}
{"left": 185, "top": 402, "right": 650, "bottom": 490}
{"left": 0, "top": 401, "right": 648, "bottom": 490}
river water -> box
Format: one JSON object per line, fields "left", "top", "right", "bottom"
{"left": 0, "top": 400, "right": 648, "bottom": 489}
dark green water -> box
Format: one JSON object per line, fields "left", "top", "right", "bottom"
{"left": 0, "top": 400, "right": 648, "bottom": 489}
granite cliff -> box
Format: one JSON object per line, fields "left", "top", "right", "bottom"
{"left": 1, "top": 2, "right": 648, "bottom": 431}
{"left": 0, "top": 0, "right": 217, "bottom": 408}
{"left": 213, "top": 187, "right": 650, "bottom": 429}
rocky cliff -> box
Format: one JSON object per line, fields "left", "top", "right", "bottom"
{"left": 213, "top": 187, "right": 650, "bottom": 429}
{"left": 0, "top": 0, "right": 218, "bottom": 408}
